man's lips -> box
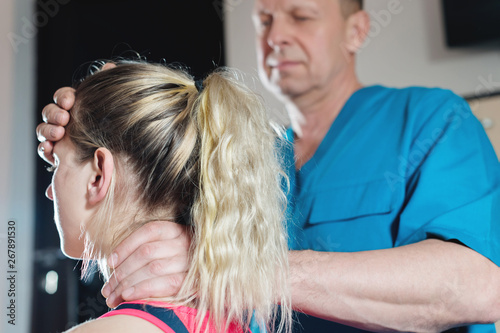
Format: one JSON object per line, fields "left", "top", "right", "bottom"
{"left": 267, "top": 58, "right": 301, "bottom": 70}
{"left": 272, "top": 61, "right": 300, "bottom": 70}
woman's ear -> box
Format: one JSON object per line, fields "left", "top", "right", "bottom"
{"left": 88, "top": 147, "right": 114, "bottom": 205}
{"left": 344, "top": 10, "right": 370, "bottom": 54}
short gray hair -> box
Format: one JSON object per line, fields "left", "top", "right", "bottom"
{"left": 340, "top": 0, "right": 363, "bottom": 18}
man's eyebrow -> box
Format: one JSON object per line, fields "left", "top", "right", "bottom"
{"left": 256, "top": 8, "right": 271, "bottom": 16}
{"left": 257, "top": 5, "right": 320, "bottom": 15}
{"left": 254, "top": 1, "right": 320, "bottom": 17}
{"left": 289, "top": 3, "right": 320, "bottom": 14}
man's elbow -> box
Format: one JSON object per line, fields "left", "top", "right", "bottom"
{"left": 440, "top": 256, "right": 500, "bottom": 327}
{"left": 474, "top": 267, "right": 500, "bottom": 324}
{"left": 484, "top": 283, "right": 500, "bottom": 323}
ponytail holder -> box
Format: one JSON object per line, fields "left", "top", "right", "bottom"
{"left": 194, "top": 79, "right": 204, "bottom": 93}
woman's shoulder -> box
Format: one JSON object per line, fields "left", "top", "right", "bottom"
{"left": 64, "top": 301, "right": 247, "bottom": 333}
{"left": 65, "top": 314, "right": 164, "bottom": 333}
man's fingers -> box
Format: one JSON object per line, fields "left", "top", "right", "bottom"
{"left": 38, "top": 141, "right": 55, "bottom": 165}
{"left": 108, "top": 221, "right": 187, "bottom": 269}
{"left": 41, "top": 103, "right": 70, "bottom": 126}
{"left": 51, "top": 67, "right": 113, "bottom": 110}
{"left": 129, "top": 273, "right": 187, "bottom": 300}
{"left": 36, "top": 87, "right": 73, "bottom": 166}
{"left": 106, "top": 241, "right": 171, "bottom": 293}
{"left": 106, "top": 272, "right": 187, "bottom": 308}
{"left": 36, "top": 123, "right": 65, "bottom": 142}
{"left": 53, "top": 87, "right": 76, "bottom": 110}
{"left": 103, "top": 239, "right": 188, "bottom": 296}
{"left": 100, "top": 221, "right": 191, "bottom": 307}
{"left": 102, "top": 62, "right": 117, "bottom": 71}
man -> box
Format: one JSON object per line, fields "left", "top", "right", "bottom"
{"left": 37, "top": 0, "right": 500, "bottom": 331}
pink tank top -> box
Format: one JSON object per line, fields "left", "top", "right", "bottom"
{"left": 99, "top": 300, "right": 248, "bottom": 333}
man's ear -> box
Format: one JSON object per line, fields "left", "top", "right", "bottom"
{"left": 88, "top": 147, "right": 114, "bottom": 205}
{"left": 344, "top": 10, "right": 370, "bottom": 54}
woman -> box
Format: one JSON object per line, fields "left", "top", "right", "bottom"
{"left": 45, "top": 61, "right": 291, "bottom": 333}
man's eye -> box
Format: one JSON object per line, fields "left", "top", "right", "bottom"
{"left": 294, "top": 16, "right": 310, "bottom": 22}
{"left": 257, "top": 14, "right": 272, "bottom": 27}
{"left": 260, "top": 19, "right": 271, "bottom": 27}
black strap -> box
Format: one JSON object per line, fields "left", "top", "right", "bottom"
{"left": 114, "top": 303, "right": 190, "bottom": 333}
{"left": 194, "top": 79, "right": 204, "bottom": 93}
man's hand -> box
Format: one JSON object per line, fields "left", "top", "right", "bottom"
{"left": 36, "top": 87, "right": 74, "bottom": 164}
{"left": 36, "top": 63, "right": 117, "bottom": 164}
{"left": 101, "top": 221, "right": 191, "bottom": 308}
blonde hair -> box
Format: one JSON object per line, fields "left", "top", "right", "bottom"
{"left": 67, "top": 61, "right": 291, "bottom": 332}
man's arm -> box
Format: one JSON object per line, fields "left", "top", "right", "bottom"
{"left": 290, "top": 239, "right": 500, "bottom": 332}
{"left": 100, "top": 232, "right": 500, "bottom": 331}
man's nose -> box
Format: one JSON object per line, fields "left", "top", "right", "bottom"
{"left": 266, "top": 17, "right": 291, "bottom": 50}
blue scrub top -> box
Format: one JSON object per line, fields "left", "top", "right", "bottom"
{"left": 282, "top": 85, "right": 500, "bottom": 333}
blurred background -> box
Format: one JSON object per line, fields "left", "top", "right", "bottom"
{"left": 0, "top": 0, "right": 499, "bottom": 332}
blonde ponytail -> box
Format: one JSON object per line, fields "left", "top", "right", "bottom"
{"left": 180, "top": 69, "right": 290, "bottom": 332}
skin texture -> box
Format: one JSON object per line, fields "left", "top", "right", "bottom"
{"left": 254, "top": 0, "right": 359, "bottom": 100}
{"left": 253, "top": 0, "right": 369, "bottom": 168}
{"left": 46, "top": 134, "right": 118, "bottom": 261}
{"left": 289, "top": 241, "right": 500, "bottom": 332}
{"left": 101, "top": 221, "right": 190, "bottom": 308}
{"left": 37, "top": 87, "right": 72, "bottom": 164}
{"left": 66, "top": 313, "right": 164, "bottom": 333}
{"left": 47, "top": 136, "right": 93, "bottom": 258}
{"left": 36, "top": 1, "right": 500, "bottom": 331}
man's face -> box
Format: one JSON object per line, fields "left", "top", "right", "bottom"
{"left": 253, "top": 0, "right": 349, "bottom": 100}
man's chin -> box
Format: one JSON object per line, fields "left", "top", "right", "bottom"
{"left": 260, "top": 72, "right": 304, "bottom": 101}
{"left": 271, "top": 81, "right": 303, "bottom": 100}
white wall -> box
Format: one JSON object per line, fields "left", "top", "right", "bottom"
{"left": 0, "top": 0, "right": 36, "bottom": 332}
{"left": 357, "top": 0, "right": 500, "bottom": 98}
{"left": 225, "top": 0, "right": 500, "bottom": 125}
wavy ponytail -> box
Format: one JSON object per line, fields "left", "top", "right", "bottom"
{"left": 179, "top": 69, "right": 291, "bottom": 333}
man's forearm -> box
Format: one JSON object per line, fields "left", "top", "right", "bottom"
{"left": 289, "top": 239, "right": 500, "bottom": 332}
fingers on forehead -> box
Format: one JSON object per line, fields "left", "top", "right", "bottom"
{"left": 53, "top": 87, "right": 76, "bottom": 109}
{"left": 42, "top": 104, "right": 70, "bottom": 126}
